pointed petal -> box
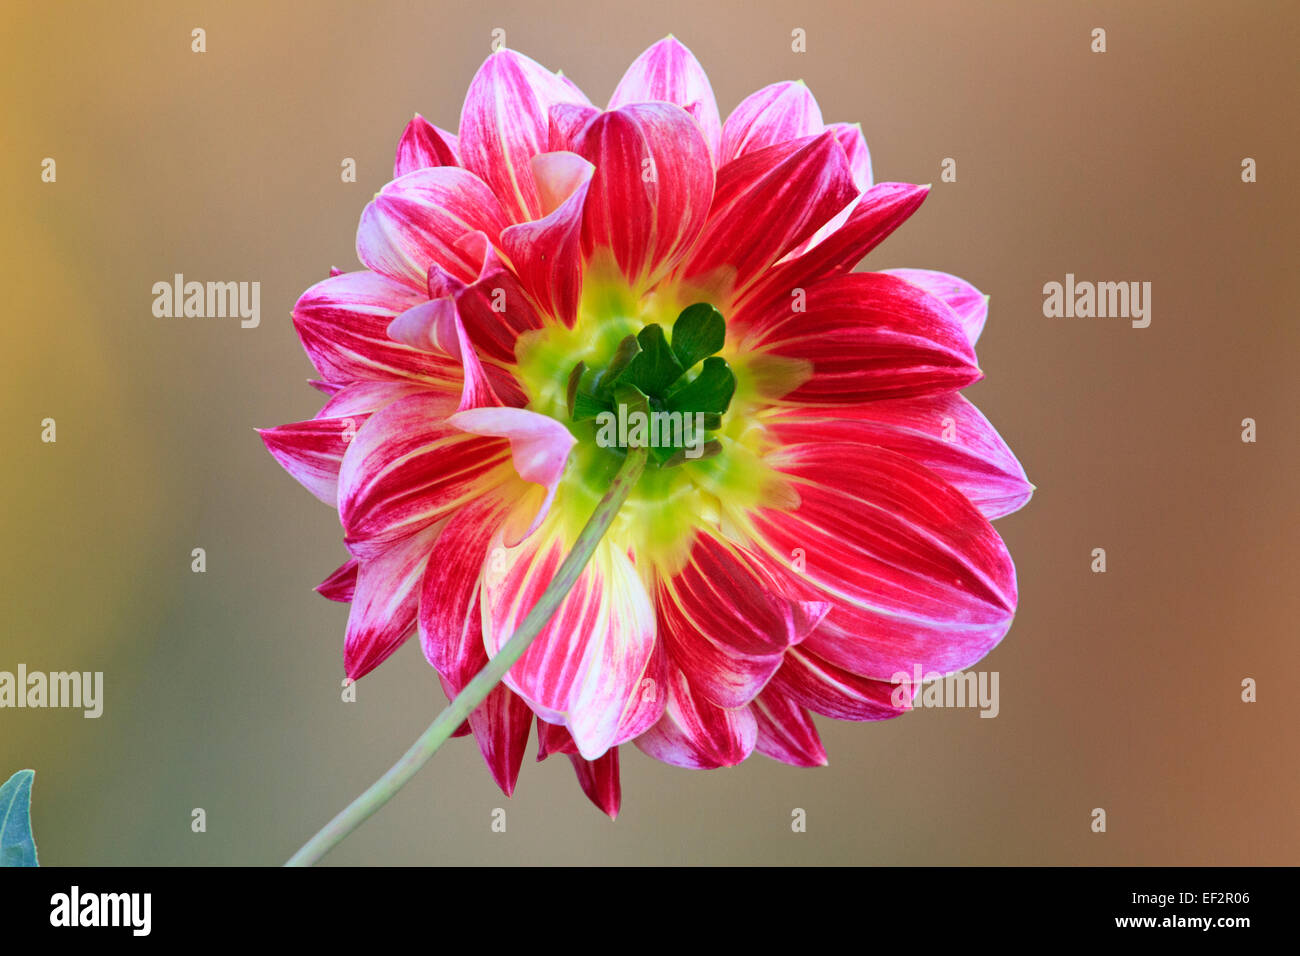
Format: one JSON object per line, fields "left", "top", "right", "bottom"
{"left": 499, "top": 152, "right": 594, "bottom": 325}
{"left": 387, "top": 298, "right": 500, "bottom": 410}
{"left": 482, "top": 520, "right": 664, "bottom": 760}
{"left": 436, "top": 668, "right": 533, "bottom": 797}
{"left": 316, "top": 558, "right": 359, "bottom": 603}
{"left": 882, "top": 268, "right": 988, "bottom": 346}
{"left": 751, "top": 689, "right": 828, "bottom": 766}
{"left": 754, "top": 441, "right": 1018, "bottom": 680}
{"left": 450, "top": 231, "right": 547, "bottom": 366}
{"left": 768, "top": 646, "right": 909, "bottom": 721}
{"left": 536, "top": 718, "right": 580, "bottom": 760}
{"left": 337, "top": 392, "right": 510, "bottom": 559}
{"left": 764, "top": 394, "right": 1033, "bottom": 519}
{"left": 394, "top": 114, "right": 460, "bottom": 177}
{"left": 740, "top": 271, "right": 981, "bottom": 404}
{"left": 258, "top": 416, "right": 360, "bottom": 506}
{"left": 720, "top": 81, "right": 824, "bottom": 162}
{"left": 344, "top": 522, "right": 440, "bottom": 680}
{"left": 634, "top": 664, "right": 757, "bottom": 769}
{"left": 609, "top": 37, "right": 722, "bottom": 161}
{"left": 459, "top": 49, "right": 592, "bottom": 223}
{"left": 677, "top": 133, "right": 857, "bottom": 302}
{"left": 568, "top": 747, "right": 621, "bottom": 819}
{"left": 292, "top": 271, "right": 463, "bottom": 391}
{"left": 827, "top": 122, "right": 872, "bottom": 190}
{"left": 656, "top": 530, "right": 829, "bottom": 708}
{"left": 573, "top": 103, "right": 715, "bottom": 292}
{"left": 357, "top": 166, "right": 510, "bottom": 289}
{"left": 734, "top": 182, "right": 929, "bottom": 319}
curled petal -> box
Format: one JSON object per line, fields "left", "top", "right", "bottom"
{"left": 768, "top": 647, "right": 908, "bottom": 721}
{"left": 634, "top": 665, "right": 757, "bottom": 769}
{"left": 720, "top": 81, "right": 824, "bottom": 162}
{"left": 459, "top": 49, "right": 592, "bottom": 223}
{"left": 316, "top": 558, "right": 358, "bottom": 603}
{"left": 609, "top": 37, "right": 722, "bottom": 161}
{"left": 547, "top": 103, "right": 600, "bottom": 152}
{"left": 357, "top": 166, "right": 510, "bottom": 289}
{"left": 536, "top": 718, "right": 580, "bottom": 761}
{"left": 481, "top": 521, "right": 664, "bottom": 760}
{"left": 394, "top": 114, "right": 460, "bottom": 177}
{"left": 827, "top": 122, "right": 872, "bottom": 190}
{"left": 882, "top": 268, "right": 988, "bottom": 347}
{"left": 499, "top": 152, "right": 595, "bottom": 325}
{"left": 573, "top": 103, "right": 715, "bottom": 292}
{"left": 387, "top": 298, "right": 500, "bottom": 410}
{"left": 740, "top": 271, "right": 981, "bottom": 404}
{"left": 449, "top": 231, "right": 546, "bottom": 369}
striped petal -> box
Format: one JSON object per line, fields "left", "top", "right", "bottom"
{"left": 609, "top": 37, "right": 722, "bottom": 161}
{"left": 827, "top": 123, "right": 872, "bottom": 190}
{"left": 292, "top": 270, "right": 463, "bottom": 391}
{"left": 768, "top": 646, "right": 909, "bottom": 721}
{"left": 676, "top": 133, "right": 857, "bottom": 303}
{"left": 459, "top": 49, "right": 592, "bottom": 223}
{"left": 634, "top": 664, "right": 757, "bottom": 769}
{"left": 357, "top": 166, "right": 510, "bottom": 289}
{"left": 720, "top": 81, "right": 824, "bottom": 162}
{"left": 656, "top": 530, "right": 829, "bottom": 708}
{"left": 882, "top": 268, "right": 988, "bottom": 347}
{"left": 499, "top": 152, "right": 595, "bottom": 326}
{"left": 394, "top": 114, "right": 460, "bottom": 177}
{"left": 387, "top": 298, "right": 500, "bottom": 411}
{"left": 447, "top": 231, "right": 546, "bottom": 369}
{"left": 568, "top": 748, "right": 621, "bottom": 819}
{"left": 481, "top": 519, "right": 664, "bottom": 760}
{"left": 739, "top": 271, "right": 981, "bottom": 404}
{"left": 764, "top": 395, "right": 1033, "bottom": 520}
{"left": 751, "top": 688, "right": 828, "bottom": 766}
{"left": 753, "top": 441, "right": 1018, "bottom": 680}
{"left": 316, "top": 558, "right": 358, "bottom": 603}
{"left": 573, "top": 103, "right": 715, "bottom": 293}
{"left": 344, "top": 521, "right": 441, "bottom": 680}
{"left": 337, "top": 392, "right": 509, "bottom": 560}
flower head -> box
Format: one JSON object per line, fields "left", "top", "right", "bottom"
{"left": 261, "top": 38, "right": 1032, "bottom": 818}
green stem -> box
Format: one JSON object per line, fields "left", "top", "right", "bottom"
{"left": 284, "top": 444, "right": 648, "bottom": 867}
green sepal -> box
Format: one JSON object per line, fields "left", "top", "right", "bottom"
{"left": 670, "top": 303, "right": 726, "bottom": 370}
{"left": 665, "top": 356, "right": 736, "bottom": 414}
{"left": 616, "top": 324, "right": 684, "bottom": 397}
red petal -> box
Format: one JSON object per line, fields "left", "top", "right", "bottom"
{"left": 882, "top": 268, "right": 988, "bottom": 347}
{"left": 573, "top": 103, "right": 715, "bottom": 293}
{"left": 634, "top": 664, "right": 757, "bottom": 769}
{"left": 568, "top": 747, "right": 621, "bottom": 819}
{"left": 768, "top": 647, "right": 909, "bottom": 721}
{"left": 394, "top": 114, "right": 460, "bottom": 177}
{"left": 720, "top": 81, "right": 824, "bottom": 162}
{"left": 316, "top": 558, "right": 358, "bottom": 603}
{"left": 344, "top": 522, "right": 441, "bottom": 680}
{"left": 751, "top": 688, "right": 828, "bottom": 766}
{"left": 609, "top": 37, "right": 722, "bottom": 161}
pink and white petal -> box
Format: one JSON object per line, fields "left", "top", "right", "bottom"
{"left": 481, "top": 523, "right": 663, "bottom": 760}
{"left": 394, "top": 114, "right": 461, "bottom": 177}
{"left": 634, "top": 665, "right": 757, "bottom": 769}
{"left": 568, "top": 748, "right": 621, "bottom": 819}
{"left": 387, "top": 298, "right": 500, "bottom": 410}
{"left": 357, "top": 167, "right": 510, "bottom": 289}
{"left": 573, "top": 103, "right": 715, "bottom": 292}
{"left": 753, "top": 441, "right": 1018, "bottom": 680}
{"left": 734, "top": 182, "right": 930, "bottom": 321}
{"left": 609, "top": 37, "right": 722, "bottom": 161}
{"left": 316, "top": 379, "right": 431, "bottom": 420}
{"left": 292, "top": 271, "right": 463, "bottom": 392}
{"left": 343, "top": 521, "right": 441, "bottom": 680}
{"left": 751, "top": 688, "right": 828, "bottom": 766}
{"left": 764, "top": 394, "right": 1033, "bottom": 519}
{"left": 459, "top": 49, "right": 592, "bottom": 223}
{"left": 719, "top": 81, "right": 824, "bottom": 162}
{"left": 536, "top": 718, "right": 580, "bottom": 761}
{"left": 676, "top": 133, "right": 857, "bottom": 303}
{"left": 316, "top": 558, "right": 358, "bottom": 603}
{"left": 338, "top": 392, "right": 511, "bottom": 559}
{"left": 450, "top": 231, "right": 547, "bottom": 366}
{"left": 768, "top": 646, "right": 909, "bottom": 721}
{"left": 258, "top": 415, "right": 362, "bottom": 506}
{"left": 743, "top": 271, "right": 981, "bottom": 404}
{"left": 499, "top": 152, "right": 594, "bottom": 325}
{"left": 656, "top": 530, "right": 829, "bottom": 708}
{"left": 447, "top": 406, "right": 576, "bottom": 544}
{"left": 437, "top": 668, "right": 533, "bottom": 797}
{"left": 882, "top": 268, "right": 988, "bottom": 347}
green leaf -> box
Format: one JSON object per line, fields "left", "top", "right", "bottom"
{"left": 665, "top": 356, "right": 736, "bottom": 414}
{"left": 670, "top": 303, "right": 726, "bottom": 370}
{"left": 0, "top": 770, "right": 38, "bottom": 867}
{"left": 593, "top": 334, "right": 641, "bottom": 398}
{"left": 659, "top": 439, "right": 723, "bottom": 469}
{"left": 616, "top": 324, "right": 684, "bottom": 397}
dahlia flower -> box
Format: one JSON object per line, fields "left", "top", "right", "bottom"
{"left": 262, "top": 38, "right": 1031, "bottom": 820}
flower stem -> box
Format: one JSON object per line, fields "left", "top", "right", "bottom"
{"left": 284, "top": 444, "right": 648, "bottom": 866}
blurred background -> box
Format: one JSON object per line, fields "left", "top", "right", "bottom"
{"left": 2, "top": 0, "right": 1296, "bottom": 865}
